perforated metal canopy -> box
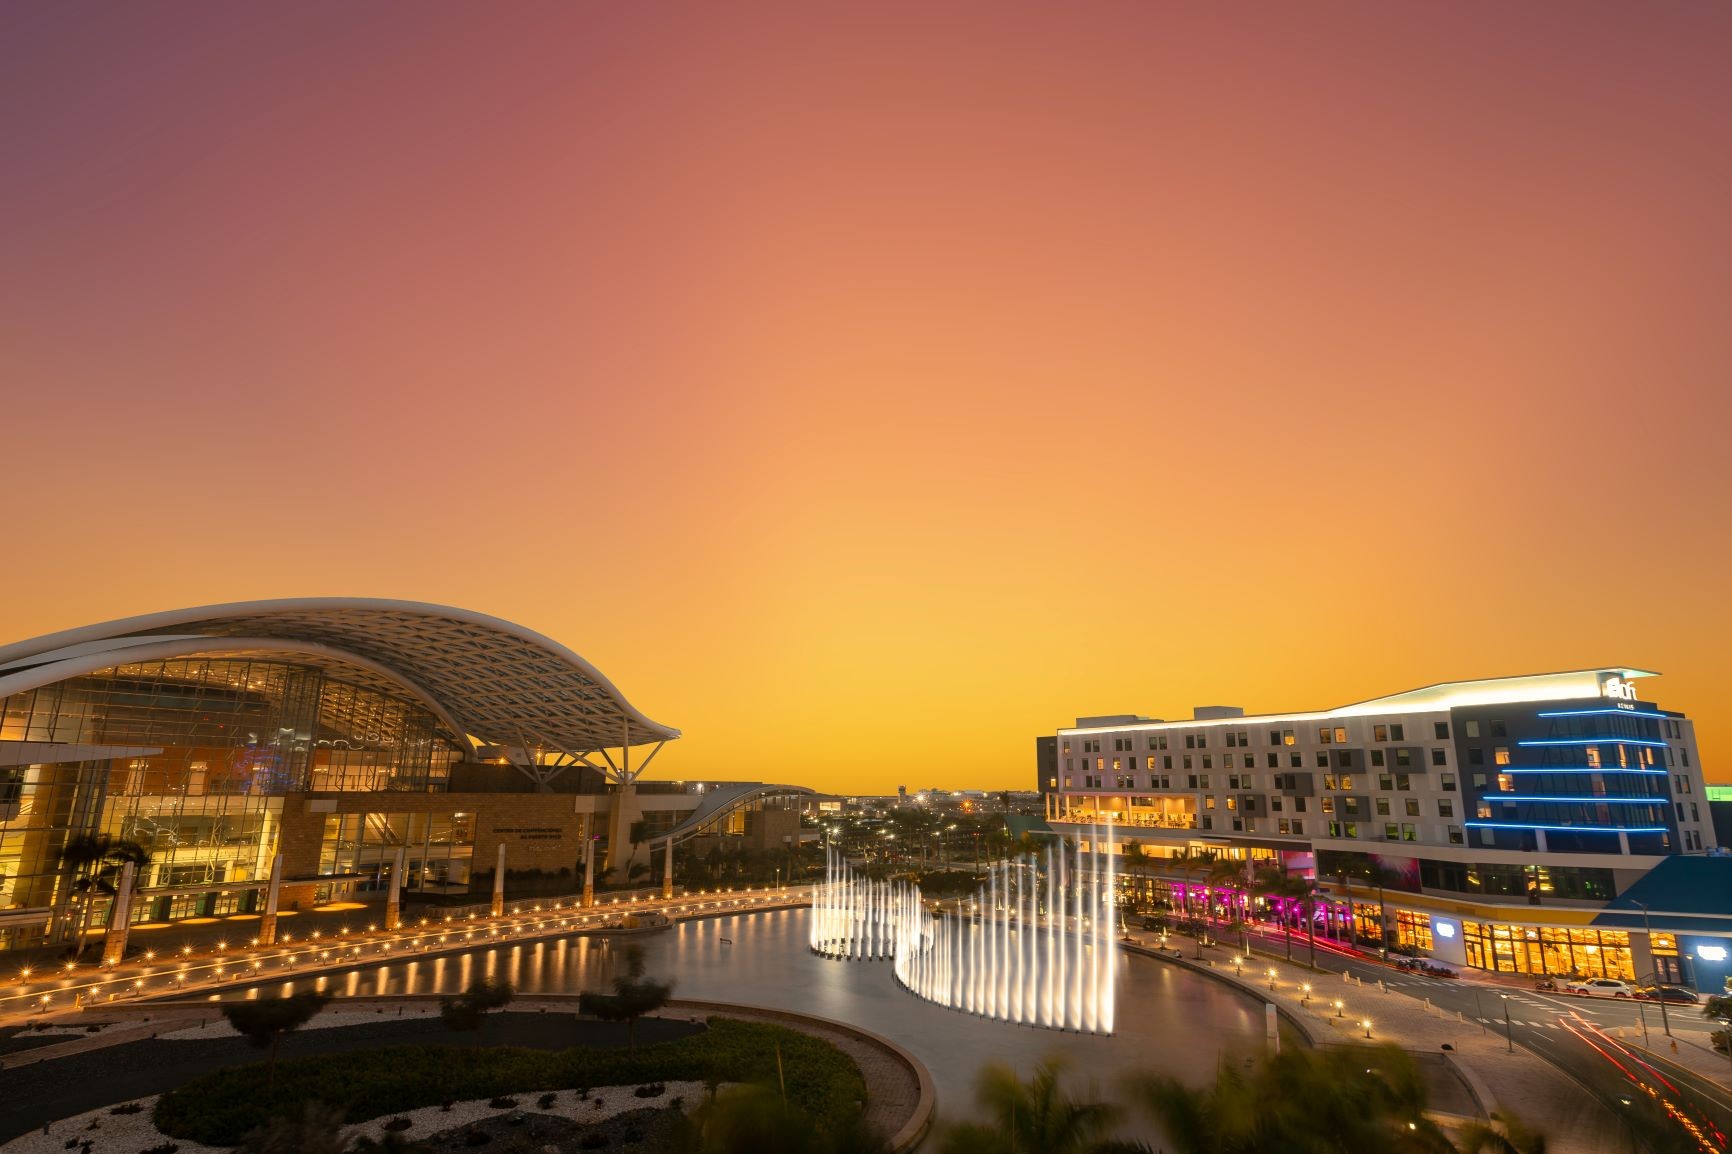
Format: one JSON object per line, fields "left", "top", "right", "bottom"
{"left": 0, "top": 599, "right": 679, "bottom": 758}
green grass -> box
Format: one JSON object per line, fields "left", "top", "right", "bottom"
{"left": 153, "top": 1017, "right": 866, "bottom": 1146}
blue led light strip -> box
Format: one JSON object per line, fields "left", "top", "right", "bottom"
{"left": 1518, "top": 738, "right": 1668, "bottom": 748}
{"left": 1464, "top": 822, "right": 1668, "bottom": 833}
{"left": 1536, "top": 709, "right": 1668, "bottom": 720}
{"left": 1493, "top": 796, "right": 1665, "bottom": 804}
{"left": 1499, "top": 768, "right": 1667, "bottom": 775}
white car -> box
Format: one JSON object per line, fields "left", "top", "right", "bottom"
{"left": 1562, "top": 978, "right": 1632, "bottom": 997}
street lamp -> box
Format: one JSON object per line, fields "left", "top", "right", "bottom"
{"left": 1500, "top": 993, "right": 1514, "bottom": 1053}
{"left": 1629, "top": 899, "right": 1671, "bottom": 1037}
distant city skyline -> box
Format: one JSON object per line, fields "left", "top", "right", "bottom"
{"left": 5, "top": 2, "right": 1730, "bottom": 795}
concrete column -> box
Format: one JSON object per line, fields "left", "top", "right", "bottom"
{"left": 490, "top": 843, "right": 506, "bottom": 917}
{"left": 384, "top": 845, "right": 406, "bottom": 930}
{"left": 582, "top": 817, "right": 595, "bottom": 908}
{"left": 100, "top": 861, "right": 136, "bottom": 967}
{"left": 661, "top": 837, "right": 674, "bottom": 900}
{"left": 258, "top": 854, "right": 284, "bottom": 946}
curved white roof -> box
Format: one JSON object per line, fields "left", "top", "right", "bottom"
{"left": 0, "top": 598, "right": 679, "bottom": 756}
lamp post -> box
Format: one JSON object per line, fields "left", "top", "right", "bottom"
{"left": 1500, "top": 993, "right": 1514, "bottom": 1053}
{"left": 1630, "top": 899, "right": 1671, "bottom": 1037}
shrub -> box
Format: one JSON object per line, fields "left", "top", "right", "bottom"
{"left": 108, "top": 1102, "right": 145, "bottom": 1115}
{"left": 488, "top": 1096, "right": 518, "bottom": 1109}
{"left": 154, "top": 1018, "right": 865, "bottom": 1146}
{"left": 537, "top": 1092, "right": 558, "bottom": 1109}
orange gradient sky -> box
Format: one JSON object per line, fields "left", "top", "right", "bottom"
{"left": 3, "top": 3, "right": 1730, "bottom": 794}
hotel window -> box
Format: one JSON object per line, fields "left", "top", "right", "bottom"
{"left": 1370, "top": 750, "right": 1385, "bottom": 767}
{"left": 1385, "top": 822, "right": 1400, "bottom": 839}
{"left": 1378, "top": 774, "right": 1393, "bottom": 791}
{"left": 1395, "top": 774, "right": 1410, "bottom": 790}
{"left": 1465, "top": 720, "right": 1481, "bottom": 739}
{"left": 1062, "top": 742, "right": 1072, "bottom": 755}
{"left": 1206, "top": 796, "right": 1216, "bottom": 809}
{"left": 1316, "top": 752, "right": 1329, "bottom": 768}
{"left": 1096, "top": 758, "right": 1105, "bottom": 770}
{"left": 1390, "top": 724, "right": 1404, "bottom": 741}
{"left": 1115, "top": 738, "right": 1133, "bottom": 752}
{"left": 1223, "top": 754, "right": 1235, "bottom": 769}
{"left": 1441, "top": 773, "right": 1456, "bottom": 791}
{"left": 1343, "top": 797, "right": 1361, "bottom": 816}
{"left": 1199, "top": 774, "right": 1211, "bottom": 788}
{"left": 1476, "top": 802, "right": 1492, "bottom": 818}
{"left": 1468, "top": 748, "right": 1484, "bottom": 766}
{"left": 1226, "top": 797, "right": 1237, "bottom": 810}
{"left": 1434, "top": 722, "right": 1450, "bottom": 740}
{"left": 1438, "top": 799, "right": 1454, "bottom": 817}
{"left": 1323, "top": 774, "right": 1339, "bottom": 790}
{"left": 1321, "top": 797, "right": 1335, "bottom": 814}
{"left": 1344, "top": 822, "right": 1359, "bottom": 838}
{"left": 1334, "top": 727, "right": 1348, "bottom": 743}
{"left": 1494, "top": 747, "right": 1510, "bottom": 766}
{"left": 1395, "top": 750, "right": 1413, "bottom": 768}
{"left": 1319, "top": 727, "right": 1334, "bottom": 744}
{"left": 1268, "top": 729, "right": 1282, "bottom": 745}
{"left": 1146, "top": 757, "right": 1158, "bottom": 770}
{"left": 1200, "top": 815, "right": 1213, "bottom": 830}
{"left": 1401, "top": 823, "right": 1417, "bottom": 841}
{"left": 1292, "top": 819, "right": 1304, "bottom": 835}
{"left": 1163, "top": 756, "right": 1173, "bottom": 770}
{"left": 1405, "top": 798, "right": 1420, "bottom": 817}
{"left": 1185, "top": 735, "right": 1197, "bottom": 749}
{"left": 1431, "top": 748, "right": 1448, "bottom": 766}
{"left": 1376, "top": 798, "right": 1390, "bottom": 816}
{"left": 1203, "top": 755, "right": 1213, "bottom": 770}
{"left": 1448, "top": 825, "right": 1464, "bottom": 844}
{"left": 1284, "top": 730, "right": 1296, "bottom": 746}
{"left": 1267, "top": 753, "right": 1279, "bottom": 769}
{"left": 1294, "top": 797, "right": 1307, "bottom": 813}
{"left": 1290, "top": 752, "right": 1303, "bottom": 768}
{"left": 1490, "top": 720, "right": 1507, "bottom": 738}
{"left": 1374, "top": 725, "right": 1388, "bottom": 742}
{"left": 1496, "top": 773, "right": 1513, "bottom": 792}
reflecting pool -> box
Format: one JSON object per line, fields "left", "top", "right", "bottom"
{"left": 230, "top": 907, "right": 1290, "bottom": 1134}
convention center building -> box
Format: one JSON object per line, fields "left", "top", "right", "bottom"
{"left": 0, "top": 599, "right": 810, "bottom": 952}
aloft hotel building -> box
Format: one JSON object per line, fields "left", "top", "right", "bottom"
{"left": 1039, "top": 668, "right": 1732, "bottom": 993}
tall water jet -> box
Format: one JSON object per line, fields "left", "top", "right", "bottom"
{"left": 810, "top": 828, "right": 1118, "bottom": 1033}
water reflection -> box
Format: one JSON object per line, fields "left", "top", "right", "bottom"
{"left": 230, "top": 907, "right": 1284, "bottom": 1134}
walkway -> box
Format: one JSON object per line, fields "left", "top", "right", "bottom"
{"left": 0, "top": 885, "right": 811, "bottom": 1025}
{"left": 1124, "top": 926, "right": 1727, "bottom": 1154}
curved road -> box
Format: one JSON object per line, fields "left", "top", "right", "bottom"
{"left": 1240, "top": 925, "right": 1731, "bottom": 1154}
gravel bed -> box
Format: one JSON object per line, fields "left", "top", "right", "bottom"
{"left": 0, "top": 1082, "right": 706, "bottom": 1154}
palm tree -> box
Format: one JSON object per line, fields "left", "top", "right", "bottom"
{"left": 1252, "top": 866, "right": 1295, "bottom": 962}
{"left": 55, "top": 834, "right": 150, "bottom": 957}
{"left": 1120, "top": 840, "right": 1150, "bottom": 916}
{"left": 221, "top": 991, "right": 331, "bottom": 1090}
{"left": 937, "top": 1055, "right": 1139, "bottom": 1154}
{"left": 1177, "top": 850, "right": 1216, "bottom": 931}
{"left": 1206, "top": 858, "right": 1249, "bottom": 949}
{"left": 579, "top": 942, "right": 674, "bottom": 1049}
{"left": 439, "top": 976, "right": 515, "bottom": 1043}
{"left": 1125, "top": 1043, "right": 1469, "bottom": 1154}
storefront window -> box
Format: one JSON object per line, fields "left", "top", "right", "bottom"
{"left": 1461, "top": 921, "right": 1634, "bottom": 979}
{"left": 1395, "top": 911, "right": 1432, "bottom": 952}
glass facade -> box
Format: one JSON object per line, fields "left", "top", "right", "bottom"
{"left": 1461, "top": 921, "right": 1634, "bottom": 980}
{"left": 0, "top": 658, "right": 463, "bottom": 947}
{"left": 318, "top": 811, "right": 475, "bottom": 894}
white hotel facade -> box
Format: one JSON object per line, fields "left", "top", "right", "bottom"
{"left": 1039, "top": 668, "right": 1732, "bottom": 991}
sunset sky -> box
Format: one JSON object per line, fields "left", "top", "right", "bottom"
{"left": 4, "top": 3, "right": 1729, "bottom": 794}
